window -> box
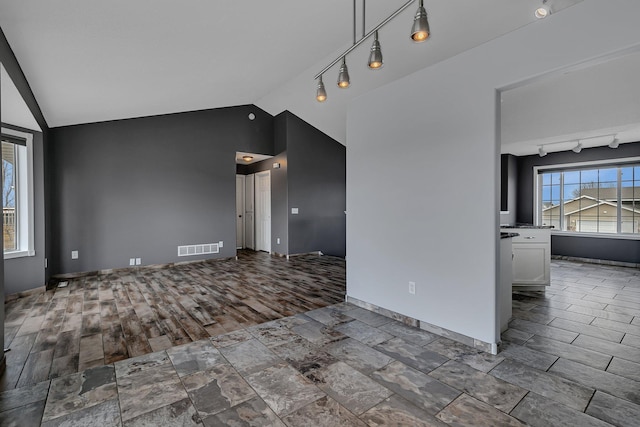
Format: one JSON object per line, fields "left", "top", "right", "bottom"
{"left": 536, "top": 160, "right": 640, "bottom": 235}
{"left": 1, "top": 128, "right": 34, "bottom": 258}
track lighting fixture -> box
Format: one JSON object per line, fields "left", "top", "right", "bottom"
{"left": 411, "top": 0, "right": 430, "bottom": 42}
{"left": 313, "top": 0, "right": 428, "bottom": 102}
{"left": 572, "top": 142, "right": 582, "bottom": 153}
{"left": 337, "top": 57, "right": 350, "bottom": 88}
{"left": 316, "top": 75, "right": 327, "bottom": 102}
{"left": 368, "top": 31, "right": 383, "bottom": 69}
{"left": 535, "top": 0, "right": 550, "bottom": 19}
{"left": 538, "top": 146, "right": 547, "bottom": 157}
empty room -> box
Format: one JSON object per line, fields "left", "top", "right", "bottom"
{"left": 1, "top": 1, "right": 640, "bottom": 426}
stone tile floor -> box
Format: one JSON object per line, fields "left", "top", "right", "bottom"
{"left": 0, "top": 258, "right": 639, "bottom": 426}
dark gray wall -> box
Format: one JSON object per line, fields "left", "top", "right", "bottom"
{"left": 49, "top": 105, "right": 274, "bottom": 274}
{"left": 516, "top": 142, "right": 640, "bottom": 263}
{"left": 500, "top": 154, "right": 518, "bottom": 226}
{"left": 285, "top": 112, "right": 346, "bottom": 257}
{"left": 2, "top": 124, "right": 46, "bottom": 294}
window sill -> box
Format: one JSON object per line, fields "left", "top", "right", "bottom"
{"left": 4, "top": 250, "right": 35, "bottom": 260}
{"left": 551, "top": 231, "right": 640, "bottom": 240}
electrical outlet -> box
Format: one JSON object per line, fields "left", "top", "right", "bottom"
{"left": 409, "top": 281, "right": 416, "bottom": 295}
{"left": 71, "top": 250, "right": 79, "bottom": 260}
{"left": 277, "top": 238, "right": 280, "bottom": 244}
{"left": 129, "top": 258, "right": 135, "bottom": 266}
{"left": 219, "top": 241, "right": 224, "bottom": 248}
{"left": 135, "top": 258, "right": 141, "bottom": 265}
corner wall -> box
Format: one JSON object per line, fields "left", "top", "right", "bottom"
{"left": 347, "top": 0, "right": 640, "bottom": 347}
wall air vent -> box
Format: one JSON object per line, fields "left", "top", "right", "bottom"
{"left": 177, "top": 243, "right": 219, "bottom": 257}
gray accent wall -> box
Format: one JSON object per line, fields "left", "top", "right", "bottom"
{"left": 516, "top": 142, "right": 640, "bottom": 263}
{"left": 234, "top": 111, "right": 346, "bottom": 258}
{"left": 285, "top": 112, "right": 346, "bottom": 257}
{"left": 500, "top": 154, "right": 518, "bottom": 226}
{"left": 49, "top": 106, "right": 274, "bottom": 274}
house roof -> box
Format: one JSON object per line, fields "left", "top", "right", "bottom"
{"left": 543, "top": 195, "right": 640, "bottom": 216}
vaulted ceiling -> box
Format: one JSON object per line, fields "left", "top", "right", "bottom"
{"left": 4, "top": 0, "right": 619, "bottom": 151}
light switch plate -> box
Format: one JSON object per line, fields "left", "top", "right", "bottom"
{"left": 219, "top": 241, "right": 224, "bottom": 248}
{"left": 71, "top": 250, "right": 78, "bottom": 260}
{"left": 135, "top": 258, "right": 141, "bottom": 265}
{"left": 291, "top": 208, "right": 299, "bottom": 214}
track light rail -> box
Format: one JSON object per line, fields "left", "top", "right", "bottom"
{"left": 313, "top": 0, "right": 416, "bottom": 80}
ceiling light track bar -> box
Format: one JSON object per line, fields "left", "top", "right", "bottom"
{"left": 314, "top": 0, "right": 416, "bottom": 80}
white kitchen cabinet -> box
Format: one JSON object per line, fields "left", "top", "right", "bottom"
{"left": 499, "top": 236, "right": 513, "bottom": 333}
{"left": 502, "top": 228, "right": 551, "bottom": 288}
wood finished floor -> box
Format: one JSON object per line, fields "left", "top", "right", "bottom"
{"left": 1, "top": 250, "right": 346, "bottom": 391}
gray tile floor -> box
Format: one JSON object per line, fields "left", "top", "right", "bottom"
{"left": 1, "top": 259, "right": 639, "bottom": 426}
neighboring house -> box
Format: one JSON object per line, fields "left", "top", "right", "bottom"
{"left": 542, "top": 194, "right": 640, "bottom": 233}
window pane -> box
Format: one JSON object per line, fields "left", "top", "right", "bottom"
{"left": 564, "top": 171, "right": 580, "bottom": 184}
{"left": 599, "top": 168, "right": 617, "bottom": 182}
{"left": 564, "top": 184, "right": 581, "bottom": 200}
{"left": 2, "top": 141, "right": 17, "bottom": 252}
{"left": 580, "top": 169, "right": 598, "bottom": 184}
{"left": 621, "top": 166, "right": 633, "bottom": 182}
{"left": 539, "top": 163, "right": 640, "bottom": 235}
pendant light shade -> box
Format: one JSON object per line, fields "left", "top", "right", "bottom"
{"left": 411, "top": 0, "right": 430, "bottom": 42}
{"left": 316, "top": 76, "right": 327, "bottom": 102}
{"left": 368, "top": 31, "right": 383, "bottom": 69}
{"left": 337, "top": 57, "right": 350, "bottom": 88}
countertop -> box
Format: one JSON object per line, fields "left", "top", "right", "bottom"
{"left": 500, "top": 224, "right": 554, "bottom": 229}
{"left": 500, "top": 232, "right": 520, "bottom": 239}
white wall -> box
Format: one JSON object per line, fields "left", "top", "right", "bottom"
{"left": 347, "top": 0, "right": 640, "bottom": 347}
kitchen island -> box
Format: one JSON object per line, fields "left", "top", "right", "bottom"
{"left": 500, "top": 225, "right": 552, "bottom": 291}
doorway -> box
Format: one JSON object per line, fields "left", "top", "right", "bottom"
{"left": 255, "top": 170, "right": 271, "bottom": 253}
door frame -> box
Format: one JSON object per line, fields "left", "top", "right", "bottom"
{"left": 236, "top": 174, "right": 246, "bottom": 249}
{"left": 255, "top": 170, "right": 271, "bottom": 253}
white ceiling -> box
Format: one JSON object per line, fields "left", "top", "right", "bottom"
{"left": 501, "top": 49, "right": 640, "bottom": 156}
{"left": 0, "top": 0, "right": 601, "bottom": 148}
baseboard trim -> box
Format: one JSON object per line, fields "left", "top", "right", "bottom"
{"left": 346, "top": 296, "right": 498, "bottom": 355}
{"left": 552, "top": 255, "right": 640, "bottom": 269}
{"left": 51, "top": 256, "right": 238, "bottom": 281}
{"left": 5, "top": 286, "right": 46, "bottom": 303}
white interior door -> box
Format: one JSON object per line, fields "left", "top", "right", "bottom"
{"left": 236, "top": 175, "right": 245, "bottom": 249}
{"left": 255, "top": 171, "right": 271, "bottom": 253}
{"left": 245, "top": 174, "right": 255, "bottom": 250}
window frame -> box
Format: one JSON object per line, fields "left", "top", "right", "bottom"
{"left": 1, "top": 127, "right": 35, "bottom": 259}
{"left": 534, "top": 156, "right": 640, "bottom": 240}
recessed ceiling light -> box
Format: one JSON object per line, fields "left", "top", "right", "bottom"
{"left": 242, "top": 155, "right": 253, "bottom": 162}
{"left": 535, "top": 7, "right": 549, "bottom": 19}
{"left": 248, "top": 113, "right": 255, "bottom": 120}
